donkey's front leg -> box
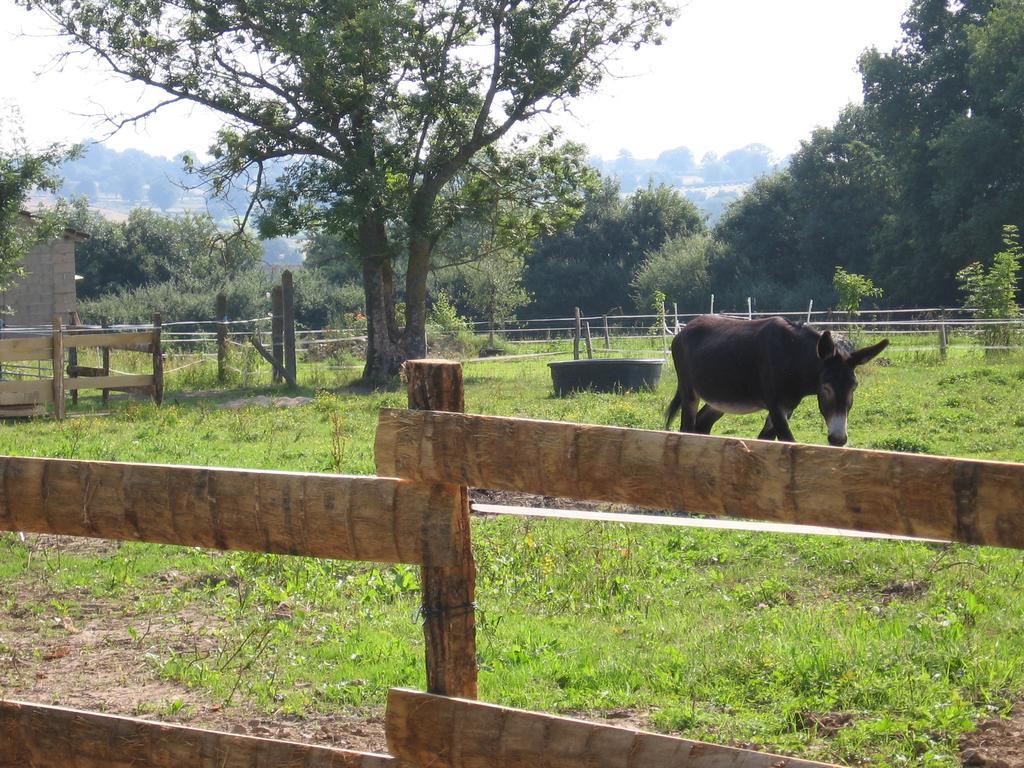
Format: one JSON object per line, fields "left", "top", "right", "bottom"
{"left": 766, "top": 405, "right": 796, "bottom": 442}
{"left": 757, "top": 414, "right": 776, "bottom": 440}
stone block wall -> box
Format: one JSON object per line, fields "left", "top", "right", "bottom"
{"left": 1, "top": 237, "right": 79, "bottom": 328}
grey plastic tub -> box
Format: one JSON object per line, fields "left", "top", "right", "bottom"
{"left": 548, "top": 358, "right": 665, "bottom": 396}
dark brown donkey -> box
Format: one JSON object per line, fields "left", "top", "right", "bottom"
{"left": 665, "top": 315, "right": 888, "bottom": 446}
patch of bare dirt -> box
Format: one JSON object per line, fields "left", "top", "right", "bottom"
{"left": 795, "top": 711, "right": 856, "bottom": 737}
{"left": 19, "top": 533, "right": 122, "bottom": 558}
{"left": 961, "top": 704, "right": 1024, "bottom": 768}
{"left": 879, "top": 579, "right": 929, "bottom": 603}
{"left": 0, "top": 545, "right": 386, "bottom": 754}
{"left": 559, "top": 706, "right": 654, "bottom": 732}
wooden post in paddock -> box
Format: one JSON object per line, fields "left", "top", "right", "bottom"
{"left": 572, "top": 307, "right": 581, "bottom": 360}
{"left": 281, "top": 270, "right": 297, "bottom": 387}
{"left": 939, "top": 307, "right": 948, "bottom": 360}
{"left": 216, "top": 292, "right": 228, "bottom": 384}
{"left": 151, "top": 313, "right": 164, "bottom": 405}
{"left": 51, "top": 316, "right": 65, "bottom": 420}
{"left": 68, "top": 312, "right": 82, "bottom": 407}
{"left": 100, "top": 320, "right": 111, "bottom": 406}
{"left": 271, "top": 284, "right": 284, "bottom": 383}
{"left": 404, "top": 359, "right": 477, "bottom": 699}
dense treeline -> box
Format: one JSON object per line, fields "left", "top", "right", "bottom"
{"left": 514, "top": 1, "right": 1024, "bottom": 319}
{"left": 706, "top": 0, "right": 1024, "bottom": 311}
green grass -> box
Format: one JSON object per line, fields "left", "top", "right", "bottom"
{"left": 2, "top": 342, "right": 1024, "bottom": 766}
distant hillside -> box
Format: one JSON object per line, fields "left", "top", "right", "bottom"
{"left": 57, "top": 141, "right": 250, "bottom": 218}
{"left": 53, "top": 142, "right": 303, "bottom": 265}
{"left": 53, "top": 140, "right": 787, "bottom": 237}
{"left": 590, "top": 144, "right": 788, "bottom": 222}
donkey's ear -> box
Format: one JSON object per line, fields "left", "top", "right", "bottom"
{"left": 849, "top": 338, "right": 889, "bottom": 367}
{"left": 816, "top": 330, "right": 836, "bottom": 359}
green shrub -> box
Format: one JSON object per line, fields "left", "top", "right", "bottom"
{"left": 631, "top": 232, "right": 719, "bottom": 313}
{"left": 957, "top": 225, "right": 1023, "bottom": 352}
{"left": 79, "top": 267, "right": 364, "bottom": 330}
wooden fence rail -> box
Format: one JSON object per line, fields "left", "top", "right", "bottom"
{"left": 0, "top": 689, "right": 835, "bottom": 768}
{"left": 386, "top": 689, "right": 832, "bottom": 768}
{"left": 0, "top": 700, "right": 393, "bottom": 768}
{"left": 0, "top": 456, "right": 462, "bottom": 565}
{"left": 375, "top": 408, "right": 1024, "bottom": 550}
{"left": 0, "top": 315, "right": 163, "bottom": 418}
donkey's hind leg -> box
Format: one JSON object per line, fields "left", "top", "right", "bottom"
{"left": 695, "top": 404, "right": 724, "bottom": 435}
{"left": 680, "top": 389, "right": 699, "bottom": 432}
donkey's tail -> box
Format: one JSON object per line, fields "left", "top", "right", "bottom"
{"left": 664, "top": 389, "right": 682, "bottom": 431}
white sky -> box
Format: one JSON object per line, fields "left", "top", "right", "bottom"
{"left": 0, "top": 0, "right": 908, "bottom": 163}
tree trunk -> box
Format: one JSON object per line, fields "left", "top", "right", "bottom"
{"left": 402, "top": 234, "right": 431, "bottom": 361}
{"left": 362, "top": 257, "right": 404, "bottom": 383}
{"left": 359, "top": 213, "right": 404, "bottom": 384}
{"left": 358, "top": 203, "right": 433, "bottom": 382}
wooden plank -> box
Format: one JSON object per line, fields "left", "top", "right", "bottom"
{"left": 0, "top": 336, "right": 51, "bottom": 362}
{"left": 0, "top": 456, "right": 462, "bottom": 566}
{"left": 0, "top": 380, "right": 52, "bottom": 402}
{"left": 384, "top": 688, "right": 838, "bottom": 768}
{"left": 0, "top": 405, "right": 46, "bottom": 418}
{"left": 66, "top": 365, "right": 107, "bottom": 377}
{"left": 472, "top": 503, "right": 945, "bottom": 542}
{"left": 0, "top": 390, "right": 53, "bottom": 406}
{"left": 405, "top": 360, "right": 477, "bottom": 700}
{"left": 65, "top": 374, "right": 154, "bottom": 391}
{"left": 375, "top": 409, "right": 1024, "bottom": 550}
{"left": 63, "top": 330, "right": 155, "bottom": 349}
{"left": 0, "top": 699, "right": 392, "bottom": 768}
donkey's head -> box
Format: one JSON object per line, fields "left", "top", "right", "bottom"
{"left": 815, "top": 331, "right": 889, "bottom": 447}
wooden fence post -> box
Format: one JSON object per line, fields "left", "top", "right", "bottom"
{"left": 281, "top": 270, "right": 297, "bottom": 387}
{"left": 939, "top": 307, "right": 948, "bottom": 360}
{"left": 602, "top": 315, "right": 610, "bottom": 349}
{"left": 271, "top": 285, "right": 284, "bottom": 384}
{"left": 404, "top": 359, "right": 477, "bottom": 699}
{"left": 151, "top": 313, "right": 164, "bottom": 405}
{"left": 51, "top": 316, "right": 65, "bottom": 420}
{"left": 583, "top": 321, "right": 593, "bottom": 359}
{"left": 573, "top": 307, "right": 581, "bottom": 360}
{"left": 216, "top": 292, "right": 228, "bottom": 384}
{"left": 68, "top": 353, "right": 78, "bottom": 406}
{"left": 101, "top": 320, "right": 111, "bottom": 406}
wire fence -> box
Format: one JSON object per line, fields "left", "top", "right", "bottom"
{"left": 2, "top": 306, "right": 1021, "bottom": 391}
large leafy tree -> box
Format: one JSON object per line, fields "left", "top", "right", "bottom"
{"left": 859, "top": 0, "right": 1024, "bottom": 303}
{"left": 24, "top": 0, "right": 673, "bottom": 381}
